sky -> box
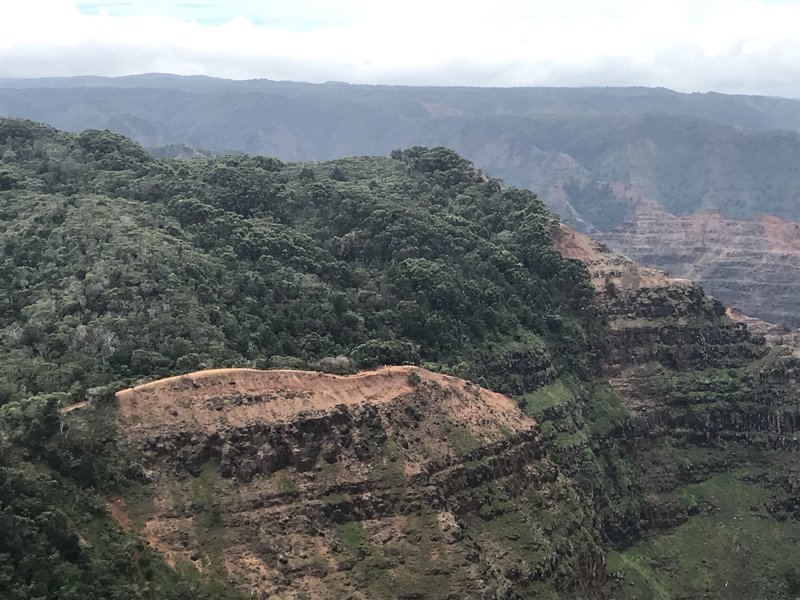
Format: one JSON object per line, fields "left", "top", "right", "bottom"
{"left": 2, "top": 0, "right": 800, "bottom": 96}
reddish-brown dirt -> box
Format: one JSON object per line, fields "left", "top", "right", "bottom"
{"left": 116, "top": 366, "right": 531, "bottom": 439}
{"left": 108, "top": 495, "right": 131, "bottom": 531}
{"left": 110, "top": 366, "right": 546, "bottom": 599}
{"left": 554, "top": 223, "right": 681, "bottom": 291}
{"left": 598, "top": 209, "right": 800, "bottom": 327}
{"left": 759, "top": 214, "right": 800, "bottom": 257}
{"left": 59, "top": 400, "right": 88, "bottom": 413}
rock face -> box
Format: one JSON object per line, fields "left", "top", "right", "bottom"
{"left": 557, "top": 224, "right": 800, "bottom": 597}
{"left": 599, "top": 276, "right": 800, "bottom": 547}
{"left": 114, "top": 367, "right": 604, "bottom": 599}
{"left": 557, "top": 224, "right": 800, "bottom": 447}
{"left": 106, "top": 228, "right": 800, "bottom": 600}
{"left": 598, "top": 209, "right": 800, "bottom": 328}
{"left": 726, "top": 307, "right": 800, "bottom": 355}
{"left": 103, "top": 231, "right": 800, "bottom": 599}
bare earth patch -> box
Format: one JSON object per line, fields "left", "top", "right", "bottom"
{"left": 554, "top": 223, "right": 680, "bottom": 291}
{"left": 116, "top": 366, "right": 530, "bottom": 448}
{"left": 112, "top": 366, "right": 546, "bottom": 599}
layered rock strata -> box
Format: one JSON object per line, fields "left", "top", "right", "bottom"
{"left": 557, "top": 224, "right": 800, "bottom": 537}
{"left": 114, "top": 367, "right": 603, "bottom": 599}
{"left": 600, "top": 210, "right": 800, "bottom": 328}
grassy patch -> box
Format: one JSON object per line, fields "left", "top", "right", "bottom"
{"left": 608, "top": 468, "right": 800, "bottom": 599}
{"left": 584, "top": 384, "right": 629, "bottom": 436}
{"left": 370, "top": 512, "right": 451, "bottom": 599}
{"left": 374, "top": 439, "right": 406, "bottom": 485}
{"left": 333, "top": 512, "right": 458, "bottom": 599}
{"left": 333, "top": 521, "right": 365, "bottom": 557}
{"left": 118, "top": 480, "right": 154, "bottom": 531}
{"left": 273, "top": 471, "right": 298, "bottom": 493}
{"left": 323, "top": 492, "right": 348, "bottom": 504}
{"left": 190, "top": 461, "right": 227, "bottom": 576}
{"left": 520, "top": 378, "right": 575, "bottom": 416}
{"left": 448, "top": 423, "right": 482, "bottom": 455}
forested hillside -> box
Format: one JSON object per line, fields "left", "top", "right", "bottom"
{"left": 0, "top": 118, "right": 603, "bottom": 599}
{"left": 4, "top": 76, "right": 800, "bottom": 327}
{"left": 4, "top": 118, "right": 800, "bottom": 599}
{"left": 0, "top": 118, "right": 598, "bottom": 405}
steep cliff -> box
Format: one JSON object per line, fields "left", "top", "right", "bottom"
{"left": 5, "top": 118, "right": 800, "bottom": 599}
{"left": 599, "top": 209, "right": 800, "bottom": 328}
{"left": 68, "top": 367, "right": 604, "bottom": 600}
{"left": 557, "top": 225, "right": 800, "bottom": 598}
{"left": 54, "top": 226, "right": 800, "bottom": 600}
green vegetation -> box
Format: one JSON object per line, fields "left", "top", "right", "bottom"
{"left": 447, "top": 423, "right": 483, "bottom": 455}
{"left": 273, "top": 472, "right": 298, "bottom": 494}
{"left": 189, "top": 462, "right": 227, "bottom": 576}
{"left": 0, "top": 436, "right": 245, "bottom": 600}
{"left": 335, "top": 512, "right": 456, "bottom": 599}
{"left": 0, "top": 119, "right": 600, "bottom": 404}
{"left": 609, "top": 464, "right": 800, "bottom": 599}
{"left": 0, "top": 118, "right": 604, "bottom": 598}
{"left": 374, "top": 439, "right": 406, "bottom": 485}
{"left": 333, "top": 521, "right": 365, "bottom": 557}
{"left": 9, "top": 76, "right": 800, "bottom": 326}
{"left": 597, "top": 277, "right": 800, "bottom": 598}
{"left": 3, "top": 117, "right": 799, "bottom": 598}
{"left": 522, "top": 376, "right": 643, "bottom": 547}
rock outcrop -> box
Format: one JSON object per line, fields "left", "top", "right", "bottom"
{"left": 556, "top": 223, "right": 800, "bottom": 539}
{"left": 599, "top": 209, "right": 800, "bottom": 328}
{"left": 113, "top": 367, "right": 604, "bottom": 599}
{"left": 558, "top": 224, "right": 800, "bottom": 443}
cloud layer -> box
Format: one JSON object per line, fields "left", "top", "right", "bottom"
{"left": 3, "top": 0, "right": 800, "bottom": 96}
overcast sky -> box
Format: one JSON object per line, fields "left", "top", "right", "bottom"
{"left": 2, "top": 0, "right": 800, "bottom": 96}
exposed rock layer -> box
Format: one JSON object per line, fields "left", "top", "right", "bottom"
{"left": 557, "top": 223, "right": 800, "bottom": 541}
{"left": 114, "top": 367, "right": 602, "bottom": 599}
{"left": 599, "top": 209, "right": 800, "bottom": 328}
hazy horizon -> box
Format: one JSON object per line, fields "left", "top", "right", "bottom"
{"left": 5, "top": 1, "right": 800, "bottom": 97}
{"left": 1, "top": 72, "right": 798, "bottom": 102}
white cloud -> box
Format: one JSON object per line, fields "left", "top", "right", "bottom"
{"left": 2, "top": 0, "right": 800, "bottom": 96}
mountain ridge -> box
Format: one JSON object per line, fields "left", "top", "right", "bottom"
{"left": 4, "top": 119, "right": 800, "bottom": 598}
{"left": 3, "top": 75, "right": 800, "bottom": 327}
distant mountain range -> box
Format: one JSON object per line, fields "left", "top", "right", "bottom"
{"left": 3, "top": 74, "right": 800, "bottom": 325}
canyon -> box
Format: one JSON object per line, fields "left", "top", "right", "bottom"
{"left": 598, "top": 208, "right": 800, "bottom": 327}
{"left": 5, "top": 118, "right": 800, "bottom": 598}
{"left": 56, "top": 225, "right": 800, "bottom": 599}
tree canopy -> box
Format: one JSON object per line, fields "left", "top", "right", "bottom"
{"left": 0, "top": 118, "right": 603, "bottom": 598}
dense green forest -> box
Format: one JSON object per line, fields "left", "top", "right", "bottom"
{"left": 0, "top": 118, "right": 603, "bottom": 598}
{"left": 8, "top": 76, "right": 800, "bottom": 330}
{"left": 0, "top": 118, "right": 601, "bottom": 404}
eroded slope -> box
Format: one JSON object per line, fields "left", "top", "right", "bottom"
{"left": 113, "top": 367, "right": 603, "bottom": 599}
{"left": 600, "top": 209, "right": 800, "bottom": 328}
{"left": 556, "top": 223, "right": 800, "bottom": 598}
